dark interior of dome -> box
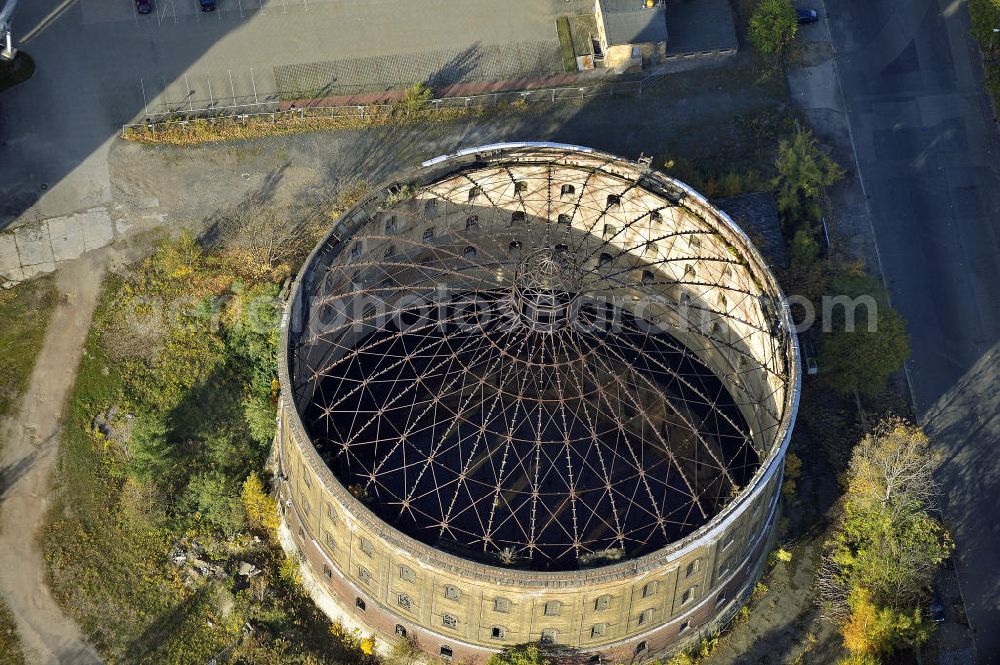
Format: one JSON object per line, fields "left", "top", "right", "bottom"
{"left": 301, "top": 295, "right": 758, "bottom": 571}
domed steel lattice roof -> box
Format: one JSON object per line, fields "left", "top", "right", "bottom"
{"left": 289, "top": 144, "right": 794, "bottom": 571}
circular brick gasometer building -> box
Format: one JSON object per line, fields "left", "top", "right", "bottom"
{"left": 276, "top": 143, "right": 800, "bottom": 663}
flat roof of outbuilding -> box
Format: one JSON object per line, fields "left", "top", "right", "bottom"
{"left": 597, "top": 0, "right": 668, "bottom": 46}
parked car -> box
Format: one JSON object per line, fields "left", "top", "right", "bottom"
{"left": 199, "top": 0, "right": 217, "bottom": 11}
{"left": 929, "top": 589, "right": 946, "bottom": 623}
{"left": 135, "top": 0, "right": 153, "bottom": 14}
{"left": 797, "top": 8, "right": 819, "bottom": 24}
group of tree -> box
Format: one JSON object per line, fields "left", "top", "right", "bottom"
{"left": 771, "top": 127, "right": 909, "bottom": 399}
{"left": 967, "top": 0, "right": 1000, "bottom": 108}
{"left": 818, "top": 419, "right": 952, "bottom": 663}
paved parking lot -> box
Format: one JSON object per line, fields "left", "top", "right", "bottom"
{"left": 0, "top": 0, "right": 592, "bottom": 227}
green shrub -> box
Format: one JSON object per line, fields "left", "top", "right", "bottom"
{"left": 818, "top": 270, "right": 910, "bottom": 397}
{"left": 401, "top": 82, "right": 433, "bottom": 114}
{"left": 772, "top": 128, "right": 844, "bottom": 233}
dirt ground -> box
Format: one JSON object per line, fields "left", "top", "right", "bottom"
{"left": 0, "top": 254, "right": 106, "bottom": 665}
{"left": 106, "top": 62, "right": 787, "bottom": 243}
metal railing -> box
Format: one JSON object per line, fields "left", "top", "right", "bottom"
{"left": 121, "top": 75, "right": 666, "bottom": 138}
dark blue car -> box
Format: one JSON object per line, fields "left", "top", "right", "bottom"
{"left": 200, "top": 0, "right": 217, "bottom": 11}
{"left": 797, "top": 8, "right": 818, "bottom": 24}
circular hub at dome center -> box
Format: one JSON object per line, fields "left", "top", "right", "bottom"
{"left": 512, "top": 247, "right": 582, "bottom": 332}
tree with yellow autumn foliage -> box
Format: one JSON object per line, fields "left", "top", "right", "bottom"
{"left": 818, "top": 419, "right": 951, "bottom": 663}
{"left": 242, "top": 472, "right": 280, "bottom": 536}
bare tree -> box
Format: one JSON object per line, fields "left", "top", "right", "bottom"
{"left": 846, "top": 417, "right": 941, "bottom": 518}
{"left": 214, "top": 179, "right": 372, "bottom": 280}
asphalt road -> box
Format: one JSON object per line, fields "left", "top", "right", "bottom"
{"left": 825, "top": 0, "right": 1000, "bottom": 658}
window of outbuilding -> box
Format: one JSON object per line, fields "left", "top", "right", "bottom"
{"left": 440, "top": 646, "right": 453, "bottom": 659}
{"left": 560, "top": 184, "right": 575, "bottom": 198}
{"left": 444, "top": 585, "right": 460, "bottom": 601}
{"left": 544, "top": 601, "right": 561, "bottom": 616}
{"left": 398, "top": 593, "right": 412, "bottom": 611}
{"left": 494, "top": 597, "right": 511, "bottom": 613}
{"left": 607, "top": 194, "right": 621, "bottom": 208}
{"left": 395, "top": 624, "right": 407, "bottom": 638}
{"left": 400, "top": 565, "right": 415, "bottom": 582}
{"left": 515, "top": 181, "right": 528, "bottom": 194}
{"left": 491, "top": 626, "right": 506, "bottom": 640}
{"left": 638, "top": 609, "right": 654, "bottom": 626}
{"left": 355, "top": 597, "right": 366, "bottom": 611}
{"left": 591, "top": 623, "right": 606, "bottom": 638}
{"left": 635, "top": 641, "right": 647, "bottom": 655}
{"left": 595, "top": 595, "right": 611, "bottom": 611}
{"left": 540, "top": 629, "right": 557, "bottom": 645}
{"left": 360, "top": 538, "right": 374, "bottom": 557}
{"left": 442, "top": 614, "right": 458, "bottom": 629}
{"left": 468, "top": 187, "right": 481, "bottom": 202}
{"left": 642, "top": 581, "right": 657, "bottom": 598}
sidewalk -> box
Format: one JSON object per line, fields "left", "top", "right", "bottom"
{"left": 784, "top": 7, "right": 977, "bottom": 664}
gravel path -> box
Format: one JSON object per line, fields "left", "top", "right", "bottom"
{"left": 0, "top": 253, "right": 106, "bottom": 665}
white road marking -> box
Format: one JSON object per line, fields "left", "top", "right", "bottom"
{"left": 140, "top": 78, "right": 149, "bottom": 116}
{"left": 250, "top": 67, "right": 259, "bottom": 104}
{"left": 184, "top": 73, "right": 194, "bottom": 111}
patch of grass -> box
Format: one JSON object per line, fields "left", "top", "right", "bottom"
{"left": 0, "top": 276, "right": 57, "bottom": 420}
{"left": 556, "top": 17, "right": 578, "bottom": 72}
{"left": 44, "top": 237, "right": 374, "bottom": 663}
{"left": 567, "top": 14, "right": 598, "bottom": 56}
{"left": 0, "top": 600, "right": 26, "bottom": 665}
{"left": 123, "top": 101, "right": 532, "bottom": 146}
